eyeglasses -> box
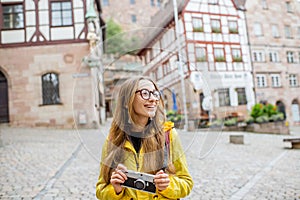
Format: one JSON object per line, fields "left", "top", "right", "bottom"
{"left": 135, "top": 89, "right": 161, "bottom": 100}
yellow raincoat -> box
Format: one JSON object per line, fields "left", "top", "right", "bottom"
{"left": 96, "top": 122, "right": 193, "bottom": 199}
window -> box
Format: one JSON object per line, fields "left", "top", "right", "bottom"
{"left": 150, "top": 0, "right": 155, "bottom": 6}
{"left": 218, "top": 88, "right": 230, "bottom": 107}
{"left": 130, "top": 0, "right": 135, "bottom": 4}
{"left": 209, "top": 0, "right": 219, "bottom": 4}
{"left": 256, "top": 74, "right": 267, "bottom": 87}
{"left": 232, "top": 49, "right": 242, "bottom": 62}
{"left": 102, "top": 0, "right": 109, "bottom": 6}
{"left": 42, "top": 73, "right": 61, "bottom": 105}
{"left": 228, "top": 21, "right": 238, "bottom": 34}
{"left": 297, "top": 27, "right": 300, "bottom": 39}
{"left": 252, "top": 51, "right": 265, "bottom": 62}
{"left": 214, "top": 48, "right": 225, "bottom": 62}
{"left": 284, "top": 25, "right": 292, "bottom": 38}
{"left": 269, "top": 51, "right": 280, "bottom": 62}
{"left": 195, "top": 47, "right": 207, "bottom": 62}
{"left": 254, "top": 22, "right": 263, "bottom": 36}
{"left": 271, "top": 24, "right": 280, "bottom": 38}
{"left": 2, "top": 4, "right": 24, "bottom": 29}
{"left": 289, "top": 74, "right": 298, "bottom": 87}
{"left": 261, "top": 0, "right": 268, "bottom": 9}
{"left": 287, "top": 51, "right": 294, "bottom": 63}
{"left": 271, "top": 74, "right": 281, "bottom": 87}
{"left": 51, "top": 1, "right": 73, "bottom": 26}
{"left": 236, "top": 88, "right": 247, "bottom": 105}
{"left": 157, "top": 0, "right": 162, "bottom": 7}
{"left": 211, "top": 19, "right": 221, "bottom": 33}
{"left": 163, "top": 61, "right": 172, "bottom": 75}
{"left": 286, "top": 2, "right": 292, "bottom": 12}
{"left": 192, "top": 18, "right": 203, "bottom": 32}
{"left": 131, "top": 14, "right": 137, "bottom": 23}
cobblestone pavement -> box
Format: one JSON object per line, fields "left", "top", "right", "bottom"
{"left": 0, "top": 121, "right": 300, "bottom": 200}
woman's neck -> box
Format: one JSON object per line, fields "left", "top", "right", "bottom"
{"left": 131, "top": 117, "right": 149, "bottom": 132}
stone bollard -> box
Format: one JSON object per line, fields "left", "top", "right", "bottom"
{"left": 188, "top": 120, "right": 195, "bottom": 131}
{"left": 230, "top": 134, "right": 244, "bottom": 144}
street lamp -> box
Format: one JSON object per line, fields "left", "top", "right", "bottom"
{"left": 172, "top": 0, "right": 188, "bottom": 130}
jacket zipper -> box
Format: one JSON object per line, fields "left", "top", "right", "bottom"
{"left": 133, "top": 152, "right": 139, "bottom": 170}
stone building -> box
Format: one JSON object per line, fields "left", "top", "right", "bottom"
{"left": 244, "top": 0, "right": 300, "bottom": 125}
{"left": 0, "top": 0, "right": 105, "bottom": 128}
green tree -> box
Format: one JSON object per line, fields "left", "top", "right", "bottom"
{"left": 104, "top": 19, "right": 140, "bottom": 55}
{"left": 104, "top": 18, "right": 124, "bottom": 55}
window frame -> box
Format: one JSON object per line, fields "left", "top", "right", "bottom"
{"left": 261, "top": 0, "right": 268, "bottom": 9}
{"left": 286, "top": 1, "right": 293, "bottom": 13}
{"left": 192, "top": 17, "right": 204, "bottom": 32}
{"left": 270, "top": 74, "right": 281, "bottom": 88}
{"left": 254, "top": 22, "right": 263, "bottom": 36}
{"left": 271, "top": 24, "right": 280, "bottom": 38}
{"left": 284, "top": 25, "right": 292, "bottom": 39}
{"left": 131, "top": 14, "right": 137, "bottom": 23}
{"left": 289, "top": 74, "right": 298, "bottom": 87}
{"left": 269, "top": 51, "right": 280, "bottom": 62}
{"left": 214, "top": 48, "right": 226, "bottom": 62}
{"left": 211, "top": 19, "right": 221, "bottom": 33}
{"left": 232, "top": 48, "right": 243, "bottom": 62}
{"left": 256, "top": 74, "right": 267, "bottom": 88}
{"left": 42, "top": 72, "right": 61, "bottom": 105}
{"left": 236, "top": 88, "right": 247, "bottom": 105}
{"left": 252, "top": 50, "right": 265, "bottom": 62}
{"left": 287, "top": 51, "right": 294, "bottom": 63}
{"left": 289, "top": 74, "right": 299, "bottom": 87}
{"left": 228, "top": 21, "right": 238, "bottom": 34}
{"left": 2, "top": 3, "right": 25, "bottom": 30}
{"left": 195, "top": 46, "right": 207, "bottom": 62}
{"left": 50, "top": 0, "right": 73, "bottom": 27}
{"left": 218, "top": 88, "right": 230, "bottom": 107}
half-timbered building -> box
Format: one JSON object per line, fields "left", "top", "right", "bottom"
{"left": 137, "top": 0, "right": 255, "bottom": 125}
{"left": 0, "top": 0, "right": 105, "bottom": 128}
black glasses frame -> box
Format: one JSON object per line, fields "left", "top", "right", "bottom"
{"left": 135, "top": 89, "right": 161, "bottom": 100}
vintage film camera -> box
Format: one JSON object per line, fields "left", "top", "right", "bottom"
{"left": 121, "top": 170, "right": 156, "bottom": 194}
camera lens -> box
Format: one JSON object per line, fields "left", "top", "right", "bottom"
{"left": 134, "top": 179, "right": 146, "bottom": 190}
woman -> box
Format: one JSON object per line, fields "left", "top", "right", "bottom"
{"left": 96, "top": 76, "right": 193, "bottom": 199}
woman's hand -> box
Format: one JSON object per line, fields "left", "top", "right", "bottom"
{"left": 154, "top": 170, "right": 170, "bottom": 191}
{"left": 110, "top": 164, "right": 128, "bottom": 194}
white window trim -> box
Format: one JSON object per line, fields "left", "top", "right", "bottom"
{"left": 256, "top": 74, "right": 267, "bottom": 88}
{"left": 271, "top": 74, "right": 281, "bottom": 88}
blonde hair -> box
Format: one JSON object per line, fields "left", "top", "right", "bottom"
{"left": 100, "top": 76, "right": 174, "bottom": 185}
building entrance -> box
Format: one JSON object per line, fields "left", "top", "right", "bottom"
{"left": 0, "top": 71, "right": 9, "bottom": 123}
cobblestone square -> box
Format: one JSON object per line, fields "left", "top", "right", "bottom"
{"left": 1, "top": 122, "right": 299, "bottom": 200}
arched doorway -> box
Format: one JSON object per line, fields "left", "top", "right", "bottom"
{"left": 276, "top": 100, "right": 286, "bottom": 120}
{"left": 0, "top": 71, "right": 9, "bottom": 123}
{"left": 291, "top": 99, "right": 300, "bottom": 123}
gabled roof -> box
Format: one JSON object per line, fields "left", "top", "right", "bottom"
{"left": 233, "top": 0, "right": 246, "bottom": 9}
{"left": 137, "top": 0, "right": 246, "bottom": 55}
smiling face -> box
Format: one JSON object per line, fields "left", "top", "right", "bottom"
{"left": 132, "top": 79, "right": 159, "bottom": 126}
